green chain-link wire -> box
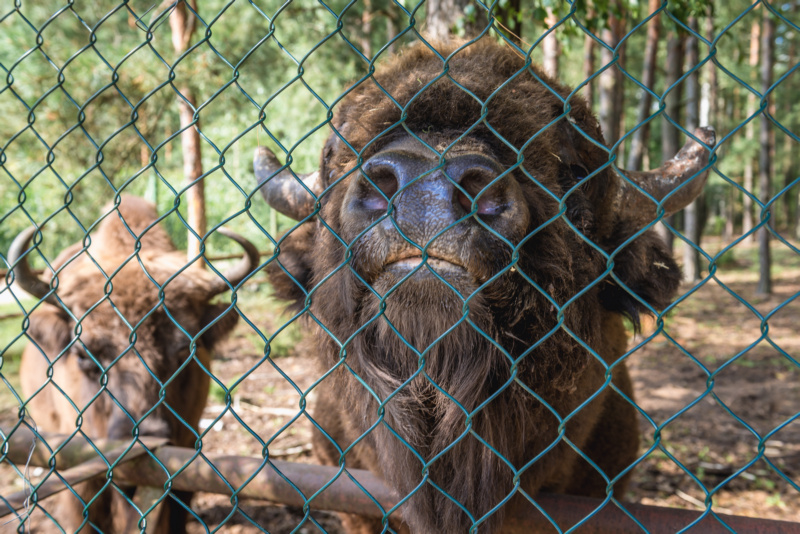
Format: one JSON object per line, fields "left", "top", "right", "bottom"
{"left": 1, "top": 0, "right": 798, "bottom": 532}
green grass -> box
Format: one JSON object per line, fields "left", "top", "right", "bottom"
{"left": 231, "top": 282, "right": 305, "bottom": 360}
{"left": 208, "top": 374, "right": 242, "bottom": 405}
{"left": 711, "top": 240, "right": 800, "bottom": 276}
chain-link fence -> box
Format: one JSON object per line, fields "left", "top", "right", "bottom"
{"left": 1, "top": 0, "right": 799, "bottom": 532}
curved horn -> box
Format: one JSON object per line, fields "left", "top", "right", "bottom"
{"left": 254, "top": 146, "right": 322, "bottom": 221}
{"left": 208, "top": 227, "right": 260, "bottom": 297}
{"left": 616, "top": 126, "right": 716, "bottom": 227}
{"left": 8, "top": 227, "right": 59, "bottom": 306}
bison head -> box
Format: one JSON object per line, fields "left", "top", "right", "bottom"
{"left": 11, "top": 195, "right": 259, "bottom": 444}
{"left": 255, "top": 40, "right": 714, "bottom": 533}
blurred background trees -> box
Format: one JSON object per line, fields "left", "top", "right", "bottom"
{"left": 1, "top": 0, "right": 797, "bottom": 296}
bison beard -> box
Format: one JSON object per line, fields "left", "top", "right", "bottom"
{"left": 258, "top": 39, "right": 713, "bottom": 532}
{"left": 323, "top": 235, "right": 606, "bottom": 532}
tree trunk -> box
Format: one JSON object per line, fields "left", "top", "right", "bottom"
{"left": 784, "top": 133, "right": 795, "bottom": 233}
{"left": 626, "top": 0, "right": 661, "bottom": 171}
{"left": 170, "top": 1, "right": 205, "bottom": 262}
{"left": 542, "top": 7, "right": 559, "bottom": 77}
{"left": 599, "top": 9, "right": 624, "bottom": 145}
{"left": 705, "top": 12, "right": 730, "bottom": 241}
{"left": 682, "top": 18, "right": 702, "bottom": 282}
{"left": 756, "top": 11, "right": 774, "bottom": 297}
{"left": 743, "top": 19, "right": 760, "bottom": 240}
{"left": 426, "top": 0, "right": 487, "bottom": 39}
{"left": 583, "top": 31, "right": 596, "bottom": 107}
{"left": 387, "top": 10, "right": 398, "bottom": 55}
{"left": 361, "top": 0, "right": 372, "bottom": 59}
{"left": 494, "top": 0, "right": 521, "bottom": 44}
{"left": 658, "top": 29, "right": 685, "bottom": 254}
{"left": 615, "top": 17, "right": 628, "bottom": 165}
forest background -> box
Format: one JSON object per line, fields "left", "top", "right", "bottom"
{"left": 1, "top": 1, "right": 800, "bottom": 528}
{"left": 0, "top": 0, "right": 797, "bottom": 290}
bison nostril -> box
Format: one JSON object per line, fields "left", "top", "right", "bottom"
{"left": 361, "top": 163, "right": 399, "bottom": 212}
{"left": 457, "top": 190, "right": 505, "bottom": 216}
{"left": 454, "top": 168, "right": 507, "bottom": 217}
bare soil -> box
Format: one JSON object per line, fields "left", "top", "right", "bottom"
{"left": 2, "top": 242, "right": 799, "bottom": 533}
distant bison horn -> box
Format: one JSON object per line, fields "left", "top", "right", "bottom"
{"left": 7, "top": 226, "right": 61, "bottom": 307}
{"left": 253, "top": 146, "right": 323, "bottom": 221}
{"left": 208, "top": 227, "right": 261, "bottom": 297}
{"left": 9, "top": 225, "right": 261, "bottom": 304}
{"left": 616, "top": 126, "right": 716, "bottom": 228}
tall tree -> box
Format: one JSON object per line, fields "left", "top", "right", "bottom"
{"left": 361, "top": 0, "right": 373, "bottom": 59}
{"left": 626, "top": 0, "right": 662, "bottom": 171}
{"left": 542, "top": 7, "right": 560, "bottom": 77}
{"left": 599, "top": 8, "right": 625, "bottom": 145}
{"left": 682, "top": 17, "right": 702, "bottom": 282}
{"left": 426, "top": 0, "right": 487, "bottom": 39}
{"left": 658, "top": 27, "right": 685, "bottom": 254}
{"left": 583, "top": 30, "right": 596, "bottom": 107}
{"left": 743, "top": 18, "right": 760, "bottom": 240}
{"left": 169, "top": 0, "right": 205, "bottom": 262}
{"left": 756, "top": 9, "right": 775, "bottom": 297}
{"left": 494, "top": 0, "right": 522, "bottom": 44}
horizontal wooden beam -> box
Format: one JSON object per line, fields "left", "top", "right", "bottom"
{"left": 2, "top": 426, "right": 798, "bottom": 533}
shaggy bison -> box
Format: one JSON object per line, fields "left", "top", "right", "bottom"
{"left": 255, "top": 39, "right": 714, "bottom": 533}
{"left": 9, "top": 195, "right": 259, "bottom": 533}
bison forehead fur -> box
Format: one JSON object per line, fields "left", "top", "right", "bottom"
{"left": 15, "top": 195, "right": 256, "bottom": 534}
{"left": 262, "top": 40, "right": 703, "bottom": 533}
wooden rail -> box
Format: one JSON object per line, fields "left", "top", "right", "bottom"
{"left": 1, "top": 426, "right": 798, "bottom": 533}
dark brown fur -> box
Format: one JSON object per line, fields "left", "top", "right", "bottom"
{"left": 20, "top": 196, "right": 239, "bottom": 533}
{"left": 268, "top": 40, "right": 681, "bottom": 533}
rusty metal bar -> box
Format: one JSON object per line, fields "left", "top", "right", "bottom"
{"left": 2, "top": 426, "right": 799, "bottom": 533}
{"left": 0, "top": 437, "right": 166, "bottom": 518}
{"left": 1, "top": 427, "right": 166, "bottom": 468}
{"left": 505, "top": 494, "right": 800, "bottom": 534}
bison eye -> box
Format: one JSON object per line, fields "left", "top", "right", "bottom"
{"left": 73, "top": 346, "right": 102, "bottom": 377}
{"left": 570, "top": 164, "right": 589, "bottom": 181}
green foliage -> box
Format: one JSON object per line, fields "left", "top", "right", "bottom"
{"left": 1, "top": 0, "right": 799, "bottom": 264}
{"left": 0, "top": 0, "right": 381, "bottom": 263}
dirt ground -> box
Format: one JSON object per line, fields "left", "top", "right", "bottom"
{"left": 2, "top": 241, "right": 799, "bottom": 533}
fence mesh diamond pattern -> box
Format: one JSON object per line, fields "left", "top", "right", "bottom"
{"left": 1, "top": 0, "right": 799, "bottom": 533}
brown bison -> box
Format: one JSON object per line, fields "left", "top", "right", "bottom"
{"left": 9, "top": 195, "right": 259, "bottom": 533}
{"left": 255, "top": 40, "right": 714, "bottom": 533}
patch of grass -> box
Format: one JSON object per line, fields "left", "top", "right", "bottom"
{"left": 208, "top": 374, "right": 242, "bottom": 404}
{"left": 713, "top": 249, "right": 739, "bottom": 269}
{"left": 267, "top": 323, "right": 304, "bottom": 359}
{"left": 232, "top": 282, "right": 305, "bottom": 359}
{"left": 766, "top": 492, "right": 787, "bottom": 509}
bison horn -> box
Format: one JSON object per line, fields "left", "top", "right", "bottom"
{"left": 208, "top": 227, "right": 261, "bottom": 297}
{"left": 254, "top": 146, "right": 322, "bottom": 221}
{"left": 615, "top": 126, "right": 716, "bottom": 227}
{"left": 8, "top": 227, "right": 60, "bottom": 307}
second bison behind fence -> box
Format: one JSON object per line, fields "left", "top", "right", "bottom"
{"left": 255, "top": 40, "right": 715, "bottom": 532}
{"left": 9, "top": 196, "right": 259, "bottom": 533}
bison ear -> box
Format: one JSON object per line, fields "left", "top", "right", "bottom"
{"left": 266, "top": 222, "right": 315, "bottom": 312}
{"left": 598, "top": 229, "right": 682, "bottom": 331}
{"left": 199, "top": 302, "right": 240, "bottom": 348}
{"left": 26, "top": 305, "right": 72, "bottom": 354}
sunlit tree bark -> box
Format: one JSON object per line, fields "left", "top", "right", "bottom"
{"left": 756, "top": 10, "right": 775, "bottom": 297}
{"left": 170, "top": 0, "right": 205, "bottom": 262}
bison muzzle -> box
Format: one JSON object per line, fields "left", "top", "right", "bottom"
{"left": 255, "top": 39, "right": 715, "bottom": 533}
